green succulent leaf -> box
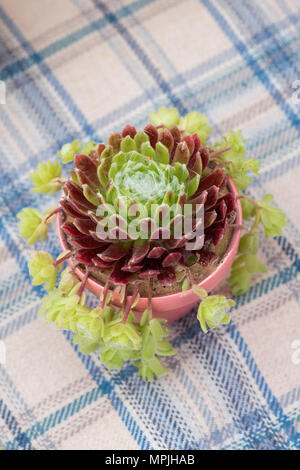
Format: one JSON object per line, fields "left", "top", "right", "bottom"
{"left": 18, "top": 208, "right": 49, "bottom": 244}
{"left": 197, "top": 295, "right": 234, "bottom": 333}
{"left": 112, "top": 151, "right": 127, "bottom": 166}
{"left": 140, "top": 308, "right": 151, "bottom": 327}
{"left": 58, "top": 267, "right": 81, "bottom": 295}
{"left": 103, "top": 319, "right": 141, "bottom": 350}
{"left": 170, "top": 162, "right": 189, "bottom": 183}
{"left": 76, "top": 309, "right": 104, "bottom": 344}
{"left": 149, "top": 106, "right": 179, "bottom": 129}
{"left": 141, "top": 329, "right": 156, "bottom": 361}
{"left": 192, "top": 284, "right": 208, "bottom": 299}
{"left": 241, "top": 198, "right": 256, "bottom": 220}
{"left": 100, "top": 145, "right": 113, "bottom": 161}
{"left": 156, "top": 340, "right": 176, "bottom": 356}
{"left": 101, "top": 344, "right": 139, "bottom": 370}
{"left": 39, "top": 289, "right": 81, "bottom": 329}
{"left": 121, "top": 135, "right": 136, "bottom": 153}
{"left": 81, "top": 141, "right": 97, "bottom": 156}
{"left": 227, "top": 166, "right": 253, "bottom": 191}
{"left": 82, "top": 184, "right": 99, "bottom": 206}
{"left": 73, "top": 335, "right": 100, "bottom": 354}
{"left": 29, "top": 251, "right": 58, "bottom": 291}
{"left": 155, "top": 141, "right": 169, "bottom": 164}
{"left": 182, "top": 278, "right": 190, "bottom": 291}
{"left": 212, "top": 130, "right": 261, "bottom": 191}
{"left": 186, "top": 173, "right": 200, "bottom": 197}
{"left": 30, "top": 160, "right": 62, "bottom": 195}
{"left": 179, "top": 112, "right": 211, "bottom": 142}
{"left": 58, "top": 140, "right": 81, "bottom": 163}
{"left": 98, "top": 154, "right": 113, "bottom": 188}
{"left": 238, "top": 231, "right": 259, "bottom": 255}
{"left": 149, "top": 318, "right": 165, "bottom": 342}
{"left": 141, "top": 141, "right": 156, "bottom": 159}
{"left": 135, "top": 357, "right": 169, "bottom": 381}
{"left": 149, "top": 357, "right": 169, "bottom": 376}
{"left": 134, "top": 131, "right": 149, "bottom": 152}
{"left": 244, "top": 253, "right": 267, "bottom": 274}
{"left": 258, "top": 194, "right": 286, "bottom": 237}
{"left": 215, "top": 130, "right": 246, "bottom": 163}
{"left": 229, "top": 250, "right": 266, "bottom": 296}
{"left": 229, "top": 258, "right": 252, "bottom": 296}
{"left": 55, "top": 250, "right": 69, "bottom": 264}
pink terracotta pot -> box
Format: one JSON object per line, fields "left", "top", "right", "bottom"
{"left": 57, "top": 179, "right": 242, "bottom": 322}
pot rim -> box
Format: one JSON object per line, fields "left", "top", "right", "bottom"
{"left": 57, "top": 178, "right": 242, "bottom": 301}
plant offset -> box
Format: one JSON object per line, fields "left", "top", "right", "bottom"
{"left": 18, "top": 108, "right": 286, "bottom": 380}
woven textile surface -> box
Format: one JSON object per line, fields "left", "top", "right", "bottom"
{"left": 0, "top": 0, "right": 300, "bottom": 450}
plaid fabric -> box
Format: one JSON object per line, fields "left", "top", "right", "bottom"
{"left": 0, "top": 0, "right": 299, "bottom": 450}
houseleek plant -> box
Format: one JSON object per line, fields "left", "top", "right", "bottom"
{"left": 18, "top": 107, "right": 286, "bottom": 380}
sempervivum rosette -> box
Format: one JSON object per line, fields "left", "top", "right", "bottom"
{"left": 60, "top": 122, "right": 236, "bottom": 292}
{"left": 18, "top": 107, "right": 286, "bottom": 379}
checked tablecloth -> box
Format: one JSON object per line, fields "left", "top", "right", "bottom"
{"left": 0, "top": 0, "right": 300, "bottom": 450}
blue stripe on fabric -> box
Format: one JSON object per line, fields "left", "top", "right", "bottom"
{"left": 170, "top": 320, "right": 296, "bottom": 449}
{"left": 228, "top": 1, "right": 300, "bottom": 83}
{"left": 0, "top": 2, "right": 298, "bottom": 162}
{"left": 0, "top": 19, "right": 82, "bottom": 146}
{"left": 0, "top": 41, "right": 72, "bottom": 148}
{"left": 66, "top": 337, "right": 153, "bottom": 449}
{"left": 280, "top": 386, "right": 300, "bottom": 408}
{"left": 105, "top": 0, "right": 197, "bottom": 108}
{"left": 0, "top": 107, "right": 34, "bottom": 158}
{"left": 179, "top": 318, "right": 298, "bottom": 448}
{"left": 0, "top": 364, "right": 57, "bottom": 450}
{"left": 0, "top": 0, "right": 158, "bottom": 83}
{"left": 0, "top": 398, "right": 33, "bottom": 450}
{"left": 4, "top": 382, "right": 114, "bottom": 449}
{"left": 1, "top": 35, "right": 299, "bottom": 180}
{"left": 1, "top": 0, "right": 299, "bottom": 88}
{"left": 74, "top": 0, "right": 196, "bottom": 128}
{"left": 72, "top": 0, "right": 161, "bottom": 109}
{"left": 201, "top": 0, "right": 300, "bottom": 134}
{"left": 1, "top": 17, "right": 299, "bottom": 177}
{"left": 227, "top": 323, "right": 298, "bottom": 447}
{"left": 91, "top": 0, "right": 187, "bottom": 114}
{"left": 0, "top": 305, "right": 40, "bottom": 340}
{"left": 0, "top": 7, "right": 95, "bottom": 138}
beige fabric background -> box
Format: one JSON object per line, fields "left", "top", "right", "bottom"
{"left": 0, "top": 0, "right": 299, "bottom": 450}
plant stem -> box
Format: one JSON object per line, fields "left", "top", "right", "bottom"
{"left": 44, "top": 207, "right": 62, "bottom": 223}
{"left": 78, "top": 269, "right": 89, "bottom": 297}
{"left": 122, "top": 283, "right": 142, "bottom": 324}
{"left": 147, "top": 278, "right": 153, "bottom": 319}
{"left": 54, "top": 178, "right": 68, "bottom": 185}
{"left": 228, "top": 223, "right": 250, "bottom": 232}
{"left": 209, "top": 146, "right": 231, "bottom": 159}
{"left": 54, "top": 251, "right": 72, "bottom": 267}
{"left": 236, "top": 194, "right": 259, "bottom": 208}
{"left": 185, "top": 267, "right": 196, "bottom": 285}
{"left": 100, "top": 279, "right": 110, "bottom": 309}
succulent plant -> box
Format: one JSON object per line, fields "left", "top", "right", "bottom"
{"left": 58, "top": 120, "right": 236, "bottom": 289}
{"left": 18, "top": 107, "right": 286, "bottom": 380}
